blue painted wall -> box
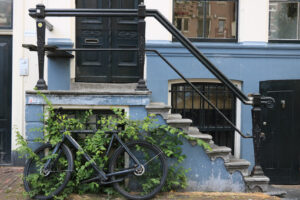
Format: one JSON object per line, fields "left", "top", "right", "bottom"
{"left": 146, "top": 41, "right": 300, "bottom": 167}
{"left": 25, "top": 92, "right": 245, "bottom": 191}
{"left": 48, "top": 38, "right": 73, "bottom": 90}
{"left": 129, "top": 106, "right": 245, "bottom": 191}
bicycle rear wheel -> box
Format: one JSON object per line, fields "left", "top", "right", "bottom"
{"left": 23, "top": 143, "right": 73, "bottom": 200}
{"left": 109, "top": 141, "right": 167, "bottom": 200}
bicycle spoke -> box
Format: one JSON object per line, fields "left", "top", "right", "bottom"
{"left": 143, "top": 151, "right": 163, "bottom": 167}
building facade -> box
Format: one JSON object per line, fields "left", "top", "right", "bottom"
{"left": 1, "top": 0, "right": 300, "bottom": 189}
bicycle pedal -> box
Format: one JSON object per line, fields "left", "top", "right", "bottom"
{"left": 100, "top": 178, "right": 123, "bottom": 185}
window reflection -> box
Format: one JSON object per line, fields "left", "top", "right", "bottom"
{"left": 0, "top": 0, "right": 12, "bottom": 28}
{"left": 269, "top": 2, "right": 300, "bottom": 40}
{"left": 174, "top": 0, "right": 236, "bottom": 40}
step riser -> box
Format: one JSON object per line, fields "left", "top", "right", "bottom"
{"left": 226, "top": 168, "right": 249, "bottom": 176}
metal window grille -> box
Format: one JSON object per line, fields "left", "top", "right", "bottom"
{"left": 171, "top": 82, "right": 236, "bottom": 151}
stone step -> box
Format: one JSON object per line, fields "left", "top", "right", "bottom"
{"left": 206, "top": 144, "right": 232, "bottom": 163}
{"left": 187, "top": 126, "right": 200, "bottom": 135}
{"left": 186, "top": 127, "right": 212, "bottom": 143}
{"left": 146, "top": 102, "right": 171, "bottom": 119}
{"left": 224, "top": 157, "right": 251, "bottom": 176}
{"left": 187, "top": 134, "right": 213, "bottom": 143}
{"left": 166, "top": 118, "right": 192, "bottom": 132}
{"left": 244, "top": 176, "right": 270, "bottom": 192}
{"left": 167, "top": 113, "right": 182, "bottom": 120}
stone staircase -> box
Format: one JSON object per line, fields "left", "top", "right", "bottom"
{"left": 146, "top": 102, "right": 270, "bottom": 192}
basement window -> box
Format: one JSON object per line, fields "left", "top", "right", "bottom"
{"left": 171, "top": 82, "right": 236, "bottom": 151}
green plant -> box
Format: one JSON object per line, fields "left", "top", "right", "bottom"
{"left": 17, "top": 92, "right": 211, "bottom": 199}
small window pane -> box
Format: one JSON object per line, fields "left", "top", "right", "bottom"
{"left": 174, "top": 0, "right": 236, "bottom": 40}
{"left": 206, "top": 1, "right": 236, "bottom": 39}
{"left": 0, "top": 0, "right": 12, "bottom": 29}
{"left": 184, "top": 18, "right": 189, "bottom": 31}
{"left": 176, "top": 18, "right": 182, "bottom": 30}
{"left": 218, "top": 19, "right": 225, "bottom": 33}
{"left": 269, "top": 2, "right": 300, "bottom": 40}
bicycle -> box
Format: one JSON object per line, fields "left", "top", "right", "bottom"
{"left": 23, "top": 129, "right": 168, "bottom": 200}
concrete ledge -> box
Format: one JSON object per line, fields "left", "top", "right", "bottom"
{"left": 70, "top": 82, "right": 146, "bottom": 93}
{"left": 26, "top": 91, "right": 151, "bottom": 106}
{"left": 26, "top": 89, "right": 152, "bottom": 96}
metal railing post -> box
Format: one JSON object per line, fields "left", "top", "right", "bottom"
{"left": 250, "top": 94, "right": 265, "bottom": 176}
{"left": 35, "top": 4, "right": 47, "bottom": 90}
{"left": 136, "top": 3, "right": 148, "bottom": 91}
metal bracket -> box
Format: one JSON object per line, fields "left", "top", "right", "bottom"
{"left": 248, "top": 94, "right": 275, "bottom": 108}
{"left": 261, "top": 96, "right": 275, "bottom": 109}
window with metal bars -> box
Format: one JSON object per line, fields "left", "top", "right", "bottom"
{"left": 171, "top": 82, "right": 236, "bottom": 151}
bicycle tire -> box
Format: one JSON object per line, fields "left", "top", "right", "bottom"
{"left": 109, "top": 141, "right": 167, "bottom": 200}
{"left": 23, "top": 143, "right": 73, "bottom": 200}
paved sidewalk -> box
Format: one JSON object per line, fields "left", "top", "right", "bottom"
{"left": 0, "top": 167, "right": 280, "bottom": 200}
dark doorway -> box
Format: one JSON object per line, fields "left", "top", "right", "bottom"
{"left": 0, "top": 36, "right": 12, "bottom": 164}
{"left": 260, "top": 80, "right": 300, "bottom": 184}
{"left": 171, "top": 82, "right": 236, "bottom": 152}
{"left": 76, "top": 0, "right": 140, "bottom": 83}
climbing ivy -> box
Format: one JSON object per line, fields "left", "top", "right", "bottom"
{"left": 17, "top": 91, "right": 211, "bottom": 199}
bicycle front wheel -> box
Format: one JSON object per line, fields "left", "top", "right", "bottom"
{"left": 23, "top": 143, "right": 73, "bottom": 200}
{"left": 109, "top": 141, "right": 167, "bottom": 200}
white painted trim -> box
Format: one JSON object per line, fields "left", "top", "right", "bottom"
{"left": 234, "top": 84, "right": 242, "bottom": 159}
{"left": 0, "top": 30, "right": 13, "bottom": 35}
{"left": 167, "top": 78, "right": 242, "bottom": 158}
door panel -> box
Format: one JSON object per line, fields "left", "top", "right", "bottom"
{"left": 0, "top": 36, "right": 12, "bottom": 164}
{"left": 76, "top": 0, "right": 110, "bottom": 82}
{"left": 260, "top": 80, "right": 300, "bottom": 184}
{"left": 111, "top": 0, "right": 139, "bottom": 82}
{"left": 76, "top": 0, "right": 139, "bottom": 83}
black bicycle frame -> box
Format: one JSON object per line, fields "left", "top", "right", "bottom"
{"left": 44, "top": 131, "right": 143, "bottom": 183}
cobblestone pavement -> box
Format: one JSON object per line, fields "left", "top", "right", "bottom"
{"left": 0, "top": 167, "right": 280, "bottom": 200}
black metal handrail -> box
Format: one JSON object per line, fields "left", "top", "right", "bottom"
{"left": 26, "top": 5, "right": 253, "bottom": 138}
{"left": 24, "top": 44, "right": 252, "bottom": 138}
{"left": 25, "top": 4, "right": 276, "bottom": 177}
{"left": 146, "top": 49, "right": 252, "bottom": 138}
{"left": 146, "top": 10, "right": 251, "bottom": 105}
{"left": 28, "top": 6, "right": 251, "bottom": 104}
{"left": 29, "top": 8, "right": 139, "bottom": 17}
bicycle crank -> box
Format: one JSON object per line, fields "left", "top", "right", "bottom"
{"left": 134, "top": 165, "right": 145, "bottom": 176}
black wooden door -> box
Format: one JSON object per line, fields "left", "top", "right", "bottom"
{"left": 260, "top": 80, "right": 300, "bottom": 184}
{"left": 76, "top": 0, "right": 140, "bottom": 83}
{"left": 0, "top": 36, "right": 12, "bottom": 164}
